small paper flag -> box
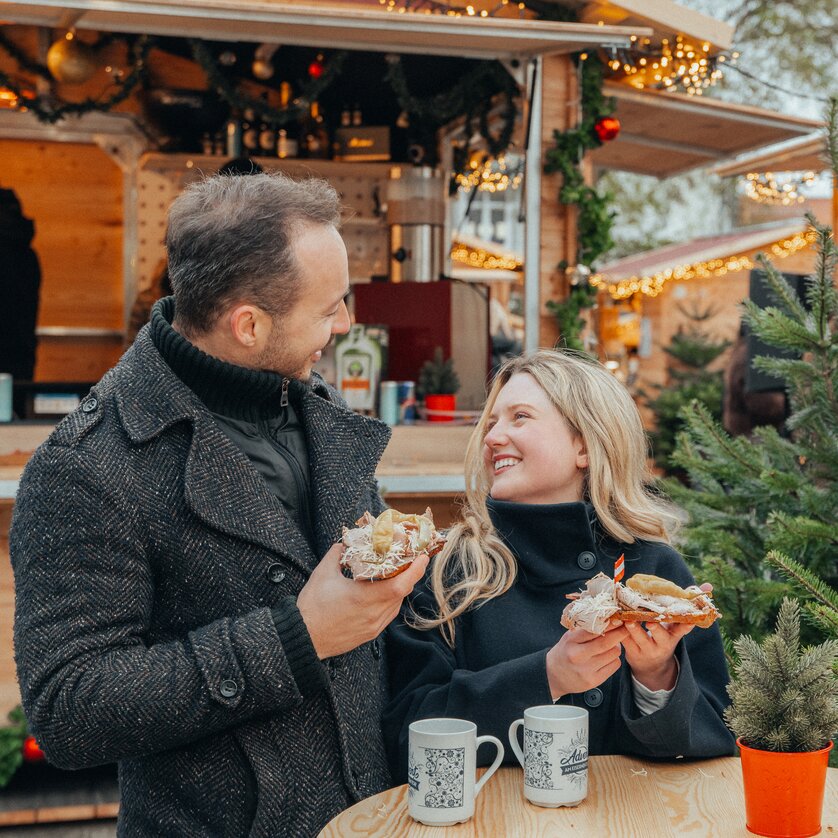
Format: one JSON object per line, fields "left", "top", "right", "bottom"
{"left": 614, "top": 553, "right": 625, "bottom": 583}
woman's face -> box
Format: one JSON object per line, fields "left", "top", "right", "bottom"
{"left": 483, "top": 372, "right": 588, "bottom": 505}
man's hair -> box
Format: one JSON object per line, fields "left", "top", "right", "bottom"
{"left": 165, "top": 172, "right": 341, "bottom": 335}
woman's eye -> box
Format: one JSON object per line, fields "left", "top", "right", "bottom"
{"left": 514, "top": 412, "right": 530, "bottom": 421}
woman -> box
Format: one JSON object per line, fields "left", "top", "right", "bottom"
{"left": 384, "top": 349, "right": 734, "bottom": 781}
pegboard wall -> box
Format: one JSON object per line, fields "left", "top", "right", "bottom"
{"left": 136, "top": 153, "right": 393, "bottom": 292}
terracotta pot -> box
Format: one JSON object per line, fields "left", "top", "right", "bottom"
{"left": 424, "top": 394, "right": 456, "bottom": 422}
{"left": 737, "top": 737, "right": 833, "bottom": 837}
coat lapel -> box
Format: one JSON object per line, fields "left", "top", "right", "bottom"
{"left": 301, "top": 385, "right": 391, "bottom": 557}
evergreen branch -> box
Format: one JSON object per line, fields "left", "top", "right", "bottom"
{"left": 753, "top": 253, "right": 810, "bottom": 323}
{"left": 765, "top": 550, "right": 838, "bottom": 615}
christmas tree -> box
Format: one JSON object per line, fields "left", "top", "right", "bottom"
{"left": 642, "top": 302, "right": 730, "bottom": 474}
{"left": 665, "top": 215, "right": 838, "bottom": 644}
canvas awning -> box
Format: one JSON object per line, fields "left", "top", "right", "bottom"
{"left": 590, "top": 82, "right": 823, "bottom": 178}
{"left": 0, "top": 0, "right": 648, "bottom": 59}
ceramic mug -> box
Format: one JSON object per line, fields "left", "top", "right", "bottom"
{"left": 508, "top": 705, "right": 589, "bottom": 808}
{"left": 407, "top": 718, "right": 505, "bottom": 826}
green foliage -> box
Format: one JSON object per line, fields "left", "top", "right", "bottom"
{"left": 0, "top": 706, "right": 27, "bottom": 788}
{"left": 725, "top": 599, "right": 838, "bottom": 752}
{"left": 417, "top": 347, "right": 460, "bottom": 397}
{"left": 543, "top": 55, "right": 616, "bottom": 348}
{"left": 666, "top": 216, "right": 838, "bottom": 644}
{"left": 643, "top": 303, "right": 730, "bottom": 472}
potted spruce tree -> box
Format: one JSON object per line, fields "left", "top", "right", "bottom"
{"left": 725, "top": 598, "right": 838, "bottom": 838}
{"left": 418, "top": 347, "right": 460, "bottom": 422}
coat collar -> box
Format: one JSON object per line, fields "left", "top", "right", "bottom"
{"left": 115, "top": 328, "right": 390, "bottom": 571}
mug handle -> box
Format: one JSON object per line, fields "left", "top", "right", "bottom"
{"left": 507, "top": 719, "right": 525, "bottom": 768}
{"left": 474, "top": 735, "right": 505, "bottom": 798}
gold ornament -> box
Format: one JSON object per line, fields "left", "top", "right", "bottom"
{"left": 47, "top": 35, "right": 97, "bottom": 85}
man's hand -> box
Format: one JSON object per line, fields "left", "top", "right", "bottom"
{"left": 546, "top": 624, "right": 628, "bottom": 701}
{"left": 297, "top": 542, "right": 429, "bottom": 659}
{"left": 622, "top": 582, "right": 711, "bottom": 691}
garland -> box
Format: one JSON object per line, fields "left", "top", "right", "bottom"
{"left": 188, "top": 40, "right": 347, "bottom": 126}
{"left": 0, "top": 34, "right": 152, "bottom": 124}
{"left": 543, "top": 55, "right": 616, "bottom": 350}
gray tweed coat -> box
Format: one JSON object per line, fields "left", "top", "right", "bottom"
{"left": 11, "top": 327, "right": 392, "bottom": 837}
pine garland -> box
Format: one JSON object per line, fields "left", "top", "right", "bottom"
{"left": 0, "top": 706, "right": 27, "bottom": 788}
{"left": 543, "top": 54, "right": 617, "bottom": 349}
{"left": 725, "top": 598, "right": 838, "bottom": 752}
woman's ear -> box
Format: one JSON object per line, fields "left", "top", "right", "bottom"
{"left": 575, "top": 439, "right": 588, "bottom": 470}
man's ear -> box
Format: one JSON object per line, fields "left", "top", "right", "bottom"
{"left": 229, "top": 304, "right": 270, "bottom": 349}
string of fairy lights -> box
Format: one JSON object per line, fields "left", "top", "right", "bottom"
{"left": 744, "top": 171, "right": 818, "bottom": 206}
{"left": 590, "top": 230, "right": 819, "bottom": 300}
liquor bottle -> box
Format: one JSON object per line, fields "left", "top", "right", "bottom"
{"left": 242, "top": 107, "right": 259, "bottom": 156}
{"left": 340, "top": 105, "right": 351, "bottom": 128}
{"left": 351, "top": 102, "right": 363, "bottom": 127}
{"left": 336, "top": 324, "right": 381, "bottom": 412}
{"left": 300, "top": 101, "right": 330, "bottom": 159}
{"left": 258, "top": 94, "right": 276, "bottom": 157}
{"left": 276, "top": 82, "right": 299, "bottom": 160}
{"left": 225, "top": 109, "right": 243, "bottom": 158}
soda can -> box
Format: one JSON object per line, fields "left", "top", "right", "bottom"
{"left": 397, "top": 381, "right": 417, "bottom": 425}
{"left": 379, "top": 380, "right": 399, "bottom": 426}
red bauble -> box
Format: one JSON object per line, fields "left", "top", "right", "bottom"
{"left": 22, "top": 735, "right": 45, "bottom": 762}
{"left": 594, "top": 116, "right": 621, "bottom": 142}
{"left": 307, "top": 59, "right": 324, "bottom": 79}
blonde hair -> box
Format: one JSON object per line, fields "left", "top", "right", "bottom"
{"left": 415, "top": 349, "right": 680, "bottom": 645}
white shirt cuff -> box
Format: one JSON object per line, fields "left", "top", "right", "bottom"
{"left": 631, "top": 658, "right": 680, "bottom": 716}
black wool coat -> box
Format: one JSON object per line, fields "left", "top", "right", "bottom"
{"left": 12, "top": 327, "right": 391, "bottom": 837}
{"left": 384, "top": 499, "right": 735, "bottom": 782}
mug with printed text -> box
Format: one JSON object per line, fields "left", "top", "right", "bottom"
{"left": 407, "top": 718, "right": 504, "bottom": 826}
{"left": 508, "top": 705, "right": 589, "bottom": 808}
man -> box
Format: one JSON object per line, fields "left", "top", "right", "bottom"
{"left": 12, "top": 173, "right": 427, "bottom": 836}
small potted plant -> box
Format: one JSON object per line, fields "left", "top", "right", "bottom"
{"left": 725, "top": 598, "right": 838, "bottom": 838}
{"left": 418, "top": 347, "right": 460, "bottom": 423}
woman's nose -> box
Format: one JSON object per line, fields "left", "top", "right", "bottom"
{"left": 484, "top": 424, "right": 507, "bottom": 447}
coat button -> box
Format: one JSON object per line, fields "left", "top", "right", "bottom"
{"left": 81, "top": 397, "right": 98, "bottom": 413}
{"left": 372, "top": 639, "right": 381, "bottom": 660}
{"left": 583, "top": 688, "right": 603, "bottom": 708}
{"left": 266, "top": 564, "right": 286, "bottom": 584}
{"left": 219, "top": 679, "right": 239, "bottom": 698}
{"left": 576, "top": 551, "right": 597, "bottom": 570}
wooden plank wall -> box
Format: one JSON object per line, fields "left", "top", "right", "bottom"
{"left": 5, "top": 139, "right": 125, "bottom": 382}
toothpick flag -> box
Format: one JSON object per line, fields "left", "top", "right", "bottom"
{"left": 614, "top": 553, "right": 625, "bottom": 583}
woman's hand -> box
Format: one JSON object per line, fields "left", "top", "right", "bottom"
{"left": 546, "top": 624, "right": 628, "bottom": 701}
{"left": 621, "top": 582, "right": 712, "bottom": 692}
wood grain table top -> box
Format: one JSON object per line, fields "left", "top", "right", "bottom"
{"left": 319, "top": 754, "right": 838, "bottom": 837}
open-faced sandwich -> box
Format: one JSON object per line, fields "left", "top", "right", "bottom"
{"left": 560, "top": 572, "right": 720, "bottom": 635}
{"left": 340, "top": 508, "right": 446, "bottom": 581}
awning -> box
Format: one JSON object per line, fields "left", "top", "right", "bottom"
{"left": 0, "top": 1, "right": 647, "bottom": 59}
{"left": 592, "top": 220, "right": 815, "bottom": 298}
{"left": 711, "top": 135, "right": 830, "bottom": 177}
{"left": 590, "top": 82, "right": 824, "bottom": 178}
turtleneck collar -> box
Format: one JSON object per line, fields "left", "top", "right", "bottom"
{"left": 486, "top": 497, "right": 614, "bottom": 585}
{"left": 150, "top": 296, "right": 292, "bottom": 422}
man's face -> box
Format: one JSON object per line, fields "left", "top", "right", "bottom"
{"left": 257, "top": 224, "right": 351, "bottom": 380}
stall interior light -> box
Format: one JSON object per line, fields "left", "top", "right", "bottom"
{"left": 744, "top": 171, "right": 817, "bottom": 206}
{"left": 604, "top": 34, "right": 736, "bottom": 95}
{"left": 591, "top": 230, "right": 817, "bottom": 299}
{"left": 378, "top": 0, "right": 523, "bottom": 16}
{"left": 450, "top": 240, "right": 522, "bottom": 271}
{"left": 455, "top": 152, "right": 523, "bottom": 193}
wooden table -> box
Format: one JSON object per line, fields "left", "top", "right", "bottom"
{"left": 319, "top": 755, "right": 838, "bottom": 837}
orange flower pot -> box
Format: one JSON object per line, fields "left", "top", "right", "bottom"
{"left": 425, "top": 394, "right": 456, "bottom": 422}
{"left": 738, "top": 737, "right": 833, "bottom": 838}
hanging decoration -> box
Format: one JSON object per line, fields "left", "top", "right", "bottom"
{"left": 590, "top": 229, "right": 818, "bottom": 300}
{"left": 450, "top": 239, "right": 522, "bottom": 271}
{"left": 307, "top": 52, "right": 325, "bottom": 79}
{"left": 603, "top": 34, "right": 737, "bottom": 96}
{"left": 743, "top": 171, "right": 817, "bottom": 206}
{"left": 593, "top": 115, "right": 620, "bottom": 143}
{"left": 543, "top": 53, "right": 617, "bottom": 350}
{"left": 46, "top": 31, "right": 98, "bottom": 85}
{"left": 251, "top": 43, "right": 279, "bottom": 81}
{"left": 0, "top": 31, "right": 152, "bottom": 124}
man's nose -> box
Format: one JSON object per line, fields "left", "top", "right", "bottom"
{"left": 333, "top": 300, "right": 351, "bottom": 335}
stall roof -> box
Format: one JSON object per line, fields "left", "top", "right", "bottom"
{"left": 590, "top": 82, "right": 824, "bottom": 178}
{"left": 0, "top": 1, "right": 649, "bottom": 59}
{"left": 711, "top": 135, "right": 830, "bottom": 177}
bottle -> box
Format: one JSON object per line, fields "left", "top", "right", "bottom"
{"left": 300, "top": 101, "right": 330, "bottom": 159}
{"left": 335, "top": 325, "right": 381, "bottom": 412}
{"left": 276, "top": 82, "right": 299, "bottom": 159}
{"left": 351, "top": 102, "right": 363, "bottom": 127}
{"left": 340, "top": 105, "right": 351, "bottom": 128}
{"left": 257, "top": 93, "right": 276, "bottom": 156}
{"left": 225, "top": 110, "right": 243, "bottom": 158}
{"left": 242, "top": 107, "right": 259, "bottom": 156}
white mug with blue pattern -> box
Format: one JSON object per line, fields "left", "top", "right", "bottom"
{"left": 508, "top": 705, "right": 589, "bottom": 807}
{"left": 407, "top": 718, "right": 504, "bottom": 826}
